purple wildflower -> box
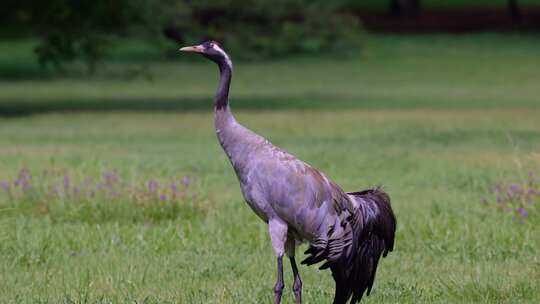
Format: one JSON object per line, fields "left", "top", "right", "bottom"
{"left": 103, "top": 171, "right": 119, "bottom": 186}
{"left": 159, "top": 194, "right": 167, "bottom": 201}
{"left": 170, "top": 182, "right": 178, "bottom": 200}
{"left": 181, "top": 176, "right": 190, "bottom": 187}
{"left": 506, "top": 184, "right": 522, "bottom": 199}
{"left": 484, "top": 176, "right": 537, "bottom": 222}
{"left": 526, "top": 188, "right": 538, "bottom": 203}
{"left": 22, "top": 181, "right": 31, "bottom": 190}
{"left": 509, "top": 184, "right": 521, "bottom": 193}
{"left": 73, "top": 186, "right": 80, "bottom": 196}
{"left": 516, "top": 207, "right": 528, "bottom": 218}
{"left": 15, "top": 168, "right": 32, "bottom": 190}
{"left": 0, "top": 180, "right": 10, "bottom": 192}
{"left": 63, "top": 174, "right": 71, "bottom": 194}
{"left": 148, "top": 180, "right": 159, "bottom": 193}
{"left": 18, "top": 168, "right": 31, "bottom": 179}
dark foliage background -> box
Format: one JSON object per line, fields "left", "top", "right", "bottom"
{"left": 2, "top": 0, "right": 363, "bottom": 71}
{"left": 167, "top": 0, "right": 363, "bottom": 59}
{"left": 2, "top": 0, "right": 175, "bottom": 72}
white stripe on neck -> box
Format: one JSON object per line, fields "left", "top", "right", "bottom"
{"left": 213, "top": 44, "right": 233, "bottom": 70}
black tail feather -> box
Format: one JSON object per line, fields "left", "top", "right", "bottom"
{"left": 302, "top": 187, "right": 396, "bottom": 304}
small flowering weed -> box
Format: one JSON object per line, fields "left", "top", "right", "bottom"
{"left": 0, "top": 167, "right": 208, "bottom": 223}
{"left": 481, "top": 170, "right": 539, "bottom": 223}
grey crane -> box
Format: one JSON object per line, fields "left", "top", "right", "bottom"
{"left": 180, "top": 41, "right": 396, "bottom": 304}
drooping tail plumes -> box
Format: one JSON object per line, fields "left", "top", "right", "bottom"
{"left": 302, "top": 187, "right": 396, "bottom": 304}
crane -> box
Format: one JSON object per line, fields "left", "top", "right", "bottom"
{"left": 180, "top": 41, "right": 396, "bottom": 304}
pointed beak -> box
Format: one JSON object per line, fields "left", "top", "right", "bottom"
{"left": 179, "top": 45, "right": 204, "bottom": 53}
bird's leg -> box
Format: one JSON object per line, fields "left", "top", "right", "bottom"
{"left": 285, "top": 236, "right": 302, "bottom": 304}
{"left": 290, "top": 257, "right": 303, "bottom": 304}
{"left": 268, "top": 219, "right": 288, "bottom": 304}
{"left": 274, "top": 256, "right": 285, "bottom": 304}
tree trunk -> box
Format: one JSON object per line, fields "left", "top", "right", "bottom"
{"left": 389, "top": 0, "right": 421, "bottom": 17}
{"left": 508, "top": 0, "right": 521, "bottom": 21}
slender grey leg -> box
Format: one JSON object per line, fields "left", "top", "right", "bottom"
{"left": 269, "top": 219, "right": 287, "bottom": 304}
{"left": 274, "top": 256, "right": 285, "bottom": 304}
{"left": 290, "top": 257, "right": 303, "bottom": 304}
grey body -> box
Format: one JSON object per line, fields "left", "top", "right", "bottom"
{"left": 181, "top": 41, "right": 396, "bottom": 304}
{"left": 216, "top": 106, "right": 352, "bottom": 246}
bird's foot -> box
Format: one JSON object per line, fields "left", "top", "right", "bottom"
{"left": 293, "top": 277, "right": 302, "bottom": 304}
{"left": 273, "top": 282, "right": 284, "bottom": 304}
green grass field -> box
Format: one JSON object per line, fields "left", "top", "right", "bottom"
{"left": 1, "top": 34, "right": 539, "bottom": 303}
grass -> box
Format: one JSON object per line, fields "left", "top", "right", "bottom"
{"left": 1, "top": 34, "right": 540, "bottom": 115}
{"left": 0, "top": 34, "right": 539, "bottom": 303}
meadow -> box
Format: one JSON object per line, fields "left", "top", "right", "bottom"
{"left": 0, "top": 34, "right": 539, "bottom": 303}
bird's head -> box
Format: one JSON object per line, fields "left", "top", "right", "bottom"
{"left": 179, "top": 41, "right": 231, "bottom": 67}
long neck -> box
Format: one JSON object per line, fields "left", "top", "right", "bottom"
{"left": 214, "top": 58, "right": 237, "bottom": 146}
{"left": 215, "top": 60, "right": 232, "bottom": 111}
{"left": 212, "top": 57, "right": 264, "bottom": 178}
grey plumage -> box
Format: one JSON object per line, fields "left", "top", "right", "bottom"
{"left": 180, "top": 41, "right": 396, "bottom": 304}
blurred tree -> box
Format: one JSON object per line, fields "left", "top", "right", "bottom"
{"left": 3, "top": 0, "right": 175, "bottom": 72}
{"left": 389, "top": 0, "right": 421, "bottom": 17}
{"left": 2, "top": 0, "right": 364, "bottom": 70}
{"left": 166, "top": 0, "right": 364, "bottom": 59}
{"left": 508, "top": 0, "right": 522, "bottom": 20}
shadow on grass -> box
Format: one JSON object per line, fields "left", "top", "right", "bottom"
{"left": 0, "top": 96, "right": 361, "bottom": 116}
{"left": 2, "top": 95, "right": 539, "bottom": 116}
